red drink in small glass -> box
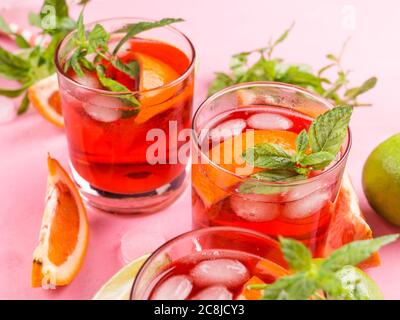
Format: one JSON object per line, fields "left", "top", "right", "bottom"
{"left": 131, "top": 227, "right": 288, "bottom": 300}
{"left": 192, "top": 83, "right": 350, "bottom": 256}
{"left": 56, "top": 19, "right": 195, "bottom": 213}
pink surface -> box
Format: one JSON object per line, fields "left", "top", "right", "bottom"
{"left": 0, "top": 0, "right": 399, "bottom": 300}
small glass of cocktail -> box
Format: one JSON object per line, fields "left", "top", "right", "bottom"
{"left": 131, "top": 227, "right": 288, "bottom": 300}
{"left": 55, "top": 18, "right": 195, "bottom": 213}
{"left": 192, "top": 82, "right": 351, "bottom": 256}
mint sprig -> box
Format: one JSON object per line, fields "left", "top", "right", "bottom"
{"left": 0, "top": 0, "right": 86, "bottom": 114}
{"left": 209, "top": 24, "right": 377, "bottom": 108}
{"left": 63, "top": 10, "right": 183, "bottom": 109}
{"left": 254, "top": 234, "right": 399, "bottom": 300}
{"left": 242, "top": 105, "right": 353, "bottom": 186}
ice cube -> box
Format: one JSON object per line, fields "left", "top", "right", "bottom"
{"left": 190, "top": 259, "right": 250, "bottom": 289}
{"left": 230, "top": 194, "right": 281, "bottom": 222}
{"left": 151, "top": 275, "right": 193, "bottom": 300}
{"left": 209, "top": 119, "right": 246, "bottom": 142}
{"left": 71, "top": 72, "right": 102, "bottom": 89}
{"left": 83, "top": 94, "right": 124, "bottom": 122}
{"left": 282, "top": 189, "right": 331, "bottom": 219}
{"left": 191, "top": 285, "right": 233, "bottom": 300}
{"left": 247, "top": 113, "right": 293, "bottom": 130}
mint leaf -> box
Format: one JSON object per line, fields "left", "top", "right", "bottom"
{"left": 262, "top": 273, "right": 316, "bottom": 300}
{"left": 344, "top": 77, "right": 377, "bottom": 100}
{"left": 113, "top": 18, "right": 184, "bottom": 55}
{"left": 299, "top": 151, "right": 335, "bottom": 168}
{"left": 295, "top": 129, "right": 308, "bottom": 154}
{"left": 243, "top": 143, "right": 294, "bottom": 169}
{"left": 321, "top": 234, "right": 399, "bottom": 273}
{"left": 308, "top": 105, "right": 353, "bottom": 155}
{"left": 88, "top": 24, "right": 109, "bottom": 53}
{"left": 111, "top": 59, "right": 139, "bottom": 79}
{"left": 208, "top": 72, "right": 234, "bottom": 96}
{"left": 96, "top": 65, "right": 140, "bottom": 107}
{"left": 251, "top": 169, "right": 303, "bottom": 182}
{"left": 0, "top": 16, "right": 12, "bottom": 34}
{"left": 17, "top": 92, "right": 30, "bottom": 115}
{"left": 0, "top": 47, "right": 31, "bottom": 81}
{"left": 279, "top": 237, "right": 312, "bottom": 272}
{"left": 0, "top": 84, "right": 30, "bottom": 98}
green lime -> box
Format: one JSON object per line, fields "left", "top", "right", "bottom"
{"left": 336, "top": 265, "right": 384, "bottom": 300}
{"left": 362, "top": 134, "right": 400, "bottom": 226}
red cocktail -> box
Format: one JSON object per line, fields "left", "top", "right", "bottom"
{"left": 131, "top": 227, "right": 288, "bottom": 300}
{"left": 192, "top": 83, "right": 351, "bottom": 255}
{"left": 56, "top": 18, "right": 195, "bottom": 213}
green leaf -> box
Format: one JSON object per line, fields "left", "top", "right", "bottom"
{"left": 262, "top": 273, "right": 316, "bottom": 300}
{"left": 344, "top": 77, "right": 377, "bottom": 100}
{"left": 17, "top": 92, "right": 30, "bottom": 115}
{"left": 251, "top": 169, "right": 304, "bottom": 182}
{"left": 0, "top": 84, "right": 30, "bottom": 98}
{"left": 243, "top": 143, "right": 294, "bottom": 169}
{"left": 308, "top": 105, "right": 353, "bottom": 155}
{"left": 279, "top": 237, "right": 312, "bottom": 272}
{"left": 15, "top": 35, "right": 31, "bottom": 49}
{"left": 28, "top": 12, "right": 42, "bottom": 28}
{"left": 96, "top": 65, "right": 140, "bottom": 107}
{"left": 299, "top": 151, "right": 335, "bottom": 168}
{"left": 272, "top": 22, "right": 295, "bottom": 48}
{"left": 321, "top": 234, "right": 399, "bottom": 273}
{"left": 239, "top": 57, "right": 276, "bottom": 82}
{"left": 208, "top": 72, "right": 234, "bottom": 96}
{"left": 229, "top": 52, "right": 250, "bottom": 77}
{"left": 0, "top": 16, "right": 12, "bottom": 34}
{"left": 111, "top": 59, "right": 139, "bottom": 79}
{"left": 88, "top": 24, "right": 109, "bottom": 53}
{"left": 295, "top": 129, "right": 309, "bottom": 154}
{"left": 113, "top": 18, "right": 184, "bottom": 55}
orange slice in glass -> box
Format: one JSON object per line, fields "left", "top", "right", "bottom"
{"left": 133, "top": 52, "right": 186, "bottom": 124}
{"left": 28, "top": 74, "right": 64, "bottom": 128}
{"left": 31, "top": 155, "right": 89, "bottom": 288}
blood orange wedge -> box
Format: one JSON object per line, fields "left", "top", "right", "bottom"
{"left": 192, "top": 129, "right": 298, "bottom": 207}
{"left": 132, "top": 52, "right": 189, "bottom": 124}
{"left": 323, "top": 171, "right": 380, "bottom": 268}
{"left": 28, "top": 74, "right": 64, "bottom": 128}
{"left": 31, "top": 155, "right": 89, "bottom": 288}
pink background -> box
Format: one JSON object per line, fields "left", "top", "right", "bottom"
{"left": 0, "top": 0, "right": 399, "bottom": 299}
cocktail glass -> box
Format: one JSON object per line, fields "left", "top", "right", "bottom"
{"left": 191, "top": 82, "right": 351, "bottom": 255}
{"left": 55, "top": 18, "right": 195, "bottom": 213}
{"left": 131, "top": 226, "right": 288, "bottom": 300}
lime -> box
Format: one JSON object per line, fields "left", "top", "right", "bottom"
{"left": 362, "top": 134, "right": 400, "bottom": 226}
{"left": 336, "top": 265, "right": 384, "bottom": 300}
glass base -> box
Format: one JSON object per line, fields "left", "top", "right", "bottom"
{"left": 70, "top": 163, "right": 189, "bottom": 214}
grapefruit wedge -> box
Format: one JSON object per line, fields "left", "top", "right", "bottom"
{"left": 28, "top": 74, "right": 64, "bottom": 128}
{"left": 323, "top": 171, "right": 380, "bottom": 268}
{"left": 32, "top": 155, "right": 89, "bottom": 288}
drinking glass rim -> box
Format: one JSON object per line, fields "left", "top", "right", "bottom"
{"left": 191, "top": 81, "right": 352, "bottom": 187}
{"left": 55, "top": 17, "right": 196, "bottom": 96}
{"left": 130, "top": 226, "right": 280, "bottom": 299}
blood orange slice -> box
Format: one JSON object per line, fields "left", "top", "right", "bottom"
{"left": 28, "top": 74, "right": 63, "bottom": 128}
{"left": 31, "top": 155, "right": 89, "bottom": 287}
{"left": 323, "top": 171, "right": 380, "bottom": 268}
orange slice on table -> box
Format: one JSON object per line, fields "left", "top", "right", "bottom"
{"left": 28, "top": 74, "right": 64, "bottom": 128}
{"left": 133, "top": 53, "right": 187, "bottom": 124}
{"left": 192, "top": 129, "right": 298, "bottom": 207}
{"left": 31, "top": 155, "right": 89, "bottom": 288}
